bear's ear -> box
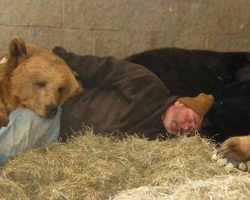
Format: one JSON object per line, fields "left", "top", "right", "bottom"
{"left": 8, "top": 37, "right": 28, "bottom": 70}
{"left": 9, "top": 37, "right": 27, "bottom": 58}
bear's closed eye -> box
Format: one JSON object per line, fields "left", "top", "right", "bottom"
{"left": 58, "top": 86, "right": 65, "bottom": 93}
{"left": 34, "top": 81, "right": 46, "bottom": 88}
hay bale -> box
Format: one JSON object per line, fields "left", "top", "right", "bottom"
{"left": 0, "top": 131, "right": 246, "bottom": 199}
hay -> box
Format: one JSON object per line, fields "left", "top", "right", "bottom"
{"left": 0, "top": 130, "right": 248, "bottom": 199}
{"left": 113, "top": 175, "right": 250, "bottom": 200}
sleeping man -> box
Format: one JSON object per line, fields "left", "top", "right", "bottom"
{"left": 52, "top": 47, "right": 214, "bottom": 141}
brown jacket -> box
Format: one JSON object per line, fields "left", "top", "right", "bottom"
{"left": 53, "top": 47, "right": 176, "bottom": 141}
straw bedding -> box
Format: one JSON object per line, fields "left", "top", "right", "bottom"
{"left": 0, "top": 130, "right": 249, "bottom": 200}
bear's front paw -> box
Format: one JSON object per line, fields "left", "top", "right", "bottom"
{"left": 211, "top": 136, "right": 250, "bottom": 172}
{"left": 212, "top": 152, "right": 248, "bottom": 172}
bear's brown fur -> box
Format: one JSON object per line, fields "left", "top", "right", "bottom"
{"left": 217, "top": 136, "right": 250, "bottom": 163}
{"left": 0, "top": 37, "right": 82, "bottom": 126}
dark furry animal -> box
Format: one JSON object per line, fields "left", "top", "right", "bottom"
{"left": 126, "top": 48, "right": 250, "bottom": 96}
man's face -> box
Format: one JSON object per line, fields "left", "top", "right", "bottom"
{"left": 163, "top": 101, "right": 203, "bottom": 135}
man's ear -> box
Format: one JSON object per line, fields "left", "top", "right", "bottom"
{"left": 8, "top": 37, "right": 28, "bottom": 70}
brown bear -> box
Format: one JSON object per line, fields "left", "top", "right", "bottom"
{"left": 0, "top": 37, "right": 82, "bottom": 127}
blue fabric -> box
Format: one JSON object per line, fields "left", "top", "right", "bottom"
{"left": 0, "top": 107, "right": 61, "bottom": 165}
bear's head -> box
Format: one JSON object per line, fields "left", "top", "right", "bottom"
{"left": 4, "top": 37, "right": 82, "bottom": 118}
